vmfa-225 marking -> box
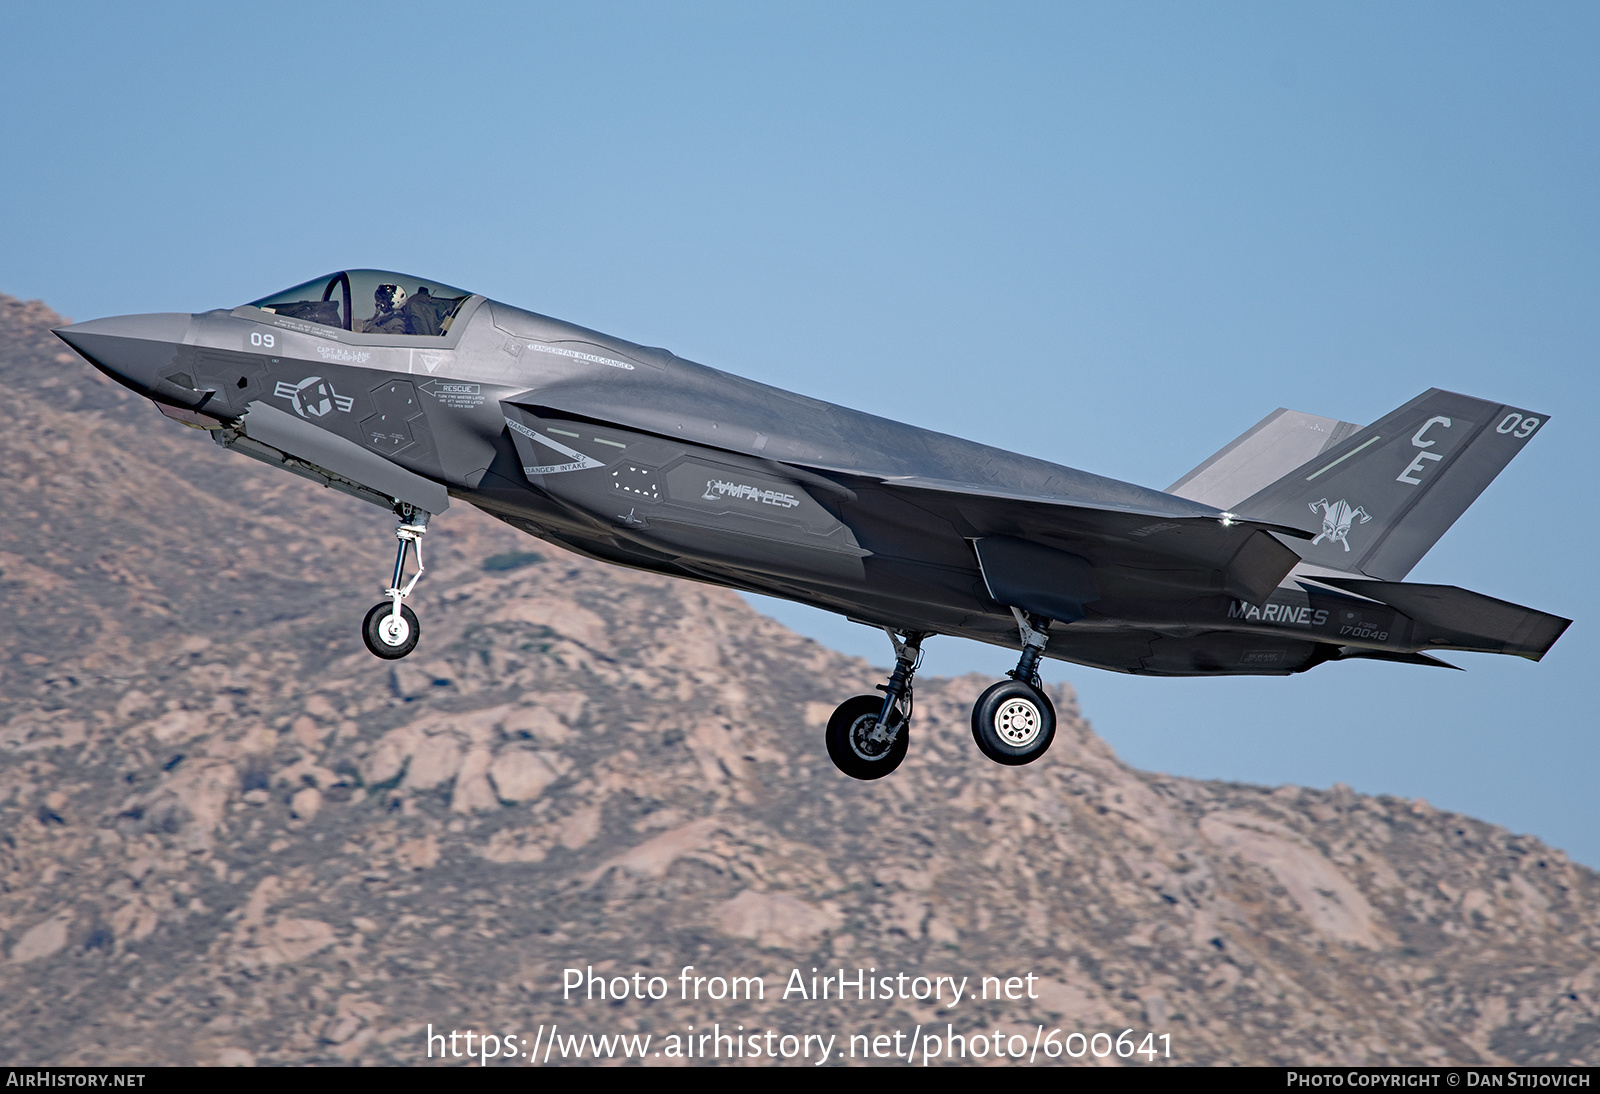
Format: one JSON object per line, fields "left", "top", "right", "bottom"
{"left": 56, "top": 269, "right": 1571, "bottom": 782}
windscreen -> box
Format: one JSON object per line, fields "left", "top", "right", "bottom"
{"left": 249, "top": 270, "right": 474, "bottom": 336}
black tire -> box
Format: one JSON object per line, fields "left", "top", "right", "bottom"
{"left": 362, "top": 602, "right": 420, "bottom": 660}
{"left": 971, "top": 679, "right": 1055, "bottom": 766}
{"left": 825, "top": 694, "right": 909, "bottom": 780}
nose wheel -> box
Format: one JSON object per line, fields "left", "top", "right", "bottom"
{"left": 824, "top": 629, "right": 926, "bottom": 780}
{"left": 971, "top": 609, "right": 1056, "bottom": 766}
{"left": 361, "top": 505, "right": 430, "bottom": 660}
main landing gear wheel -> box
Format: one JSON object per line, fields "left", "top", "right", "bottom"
{"left": 825, "top": 695, "right": 909, "bottom": 780}
{"left": 363, "top": 602, "right": 420, "bottom": 660}
{"left": 971, "top": 679, "right": 1055, "bottom": 765}
{"left": 824, "top": 628, "right": 928, "bottom": 781}
{"left": 970, "top": 607, "right": 1056, "bottom": 766}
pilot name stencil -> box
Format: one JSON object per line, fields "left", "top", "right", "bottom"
{"left": 315, "top": 345, "right": 372, "bottom": 364}
{"left": 274, "top": 376, "right": 354, "bottom": 418}
{"left": 701, "top": 479, "right": 800, "bottom": 509}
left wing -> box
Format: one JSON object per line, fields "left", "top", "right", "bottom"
{"left": 518, "top": 381, "right": 1309, "bottom": 609}
{"left": 821, "top": 471, "right": 1309, "bottom": 606}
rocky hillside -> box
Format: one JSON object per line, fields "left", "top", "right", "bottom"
{"left": 1, "top": 294, "right": 1596, "bottom": 1066}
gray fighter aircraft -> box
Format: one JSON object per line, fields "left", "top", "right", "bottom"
{"left": 55, "top": 269, "right": 1570, "bottom": 780}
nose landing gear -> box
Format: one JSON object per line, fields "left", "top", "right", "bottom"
{"left": 361, "top": 505, "right": 429, "bottom": 660}
{"left": 971, "top": 609, "right": 1057, "bottom": 766}
{"left": 825, "top": 629, "right": 926, "bottom": 780}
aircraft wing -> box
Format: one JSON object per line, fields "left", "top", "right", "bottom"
{"left": 516, "top": 382, "right": 1309, "bottom": 607}
{"left": 877, "top": 473, "right": 1312, "bottom": 536}
{"left": 829, "top": 472, "right": 1309, "bottom": 605}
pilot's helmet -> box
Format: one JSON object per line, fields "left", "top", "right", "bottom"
{"left": 375, "top": 284, "right": 408, "bottom": 311}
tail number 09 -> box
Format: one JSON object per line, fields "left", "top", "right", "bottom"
{"left": 1497, "top": 413, "right": 1541, "bottom": 439}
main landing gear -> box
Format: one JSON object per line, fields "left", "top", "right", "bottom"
{"left": 825, "top": 629, "right": 926, "bottom": 780}
{"left": 822, "top": 613, "right": 1059, "bottom": 779}
{"left": 971, "top": 609, "right": 1056, "bottom": 766}
{"left": 361, "top": 504, "right": 429, "bottom": 660}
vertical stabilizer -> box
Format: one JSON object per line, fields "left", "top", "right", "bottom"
{"left": 1233, "top": 389, "right": 1547, "bottom": 580}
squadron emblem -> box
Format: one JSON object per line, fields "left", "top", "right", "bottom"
{"left": 274, "top": 376, "right": 355, "bottom": 419}
{"left": 1308, "top": 497, "right": 1372, "bottom": 551}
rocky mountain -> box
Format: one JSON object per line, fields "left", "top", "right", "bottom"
{"left": 0, "top": 293, "right": 1595, "bottom": 1067}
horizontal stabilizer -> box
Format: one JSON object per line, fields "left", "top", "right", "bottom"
{"left": 1314, "top": 576, "right": 1570, "bottom": 661}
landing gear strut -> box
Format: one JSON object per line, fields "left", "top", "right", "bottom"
{"left": 971, "top": 609, "right": 1057, "bottom": 766}
{"left": 825, "top": 629, "right": 927, "bottom": 780}
{"left": 361, "top": 505, "right": 429, "bottom": 660}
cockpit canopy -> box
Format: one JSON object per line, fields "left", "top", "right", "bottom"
{"left": 248, "top": 270, "right": 474, "bottom": 336}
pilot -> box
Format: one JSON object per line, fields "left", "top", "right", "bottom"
{"left": 361, "top": 284, "right": 409, "bottom": 334}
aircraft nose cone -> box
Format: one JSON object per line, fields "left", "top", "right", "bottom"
{"left": 54, "top": 312, "right": 195, "bottom": 404}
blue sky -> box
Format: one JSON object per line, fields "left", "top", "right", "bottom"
{"left": 4, "top": 2, "right": 1596, "bottom": 863}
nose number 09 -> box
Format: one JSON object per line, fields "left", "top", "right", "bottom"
{"left": 250, "top": 331, "right": 277, "bottom": 349}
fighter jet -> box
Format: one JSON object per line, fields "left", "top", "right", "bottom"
{"left": 55, "top": 269, "right": 1570, "bottom": 780}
